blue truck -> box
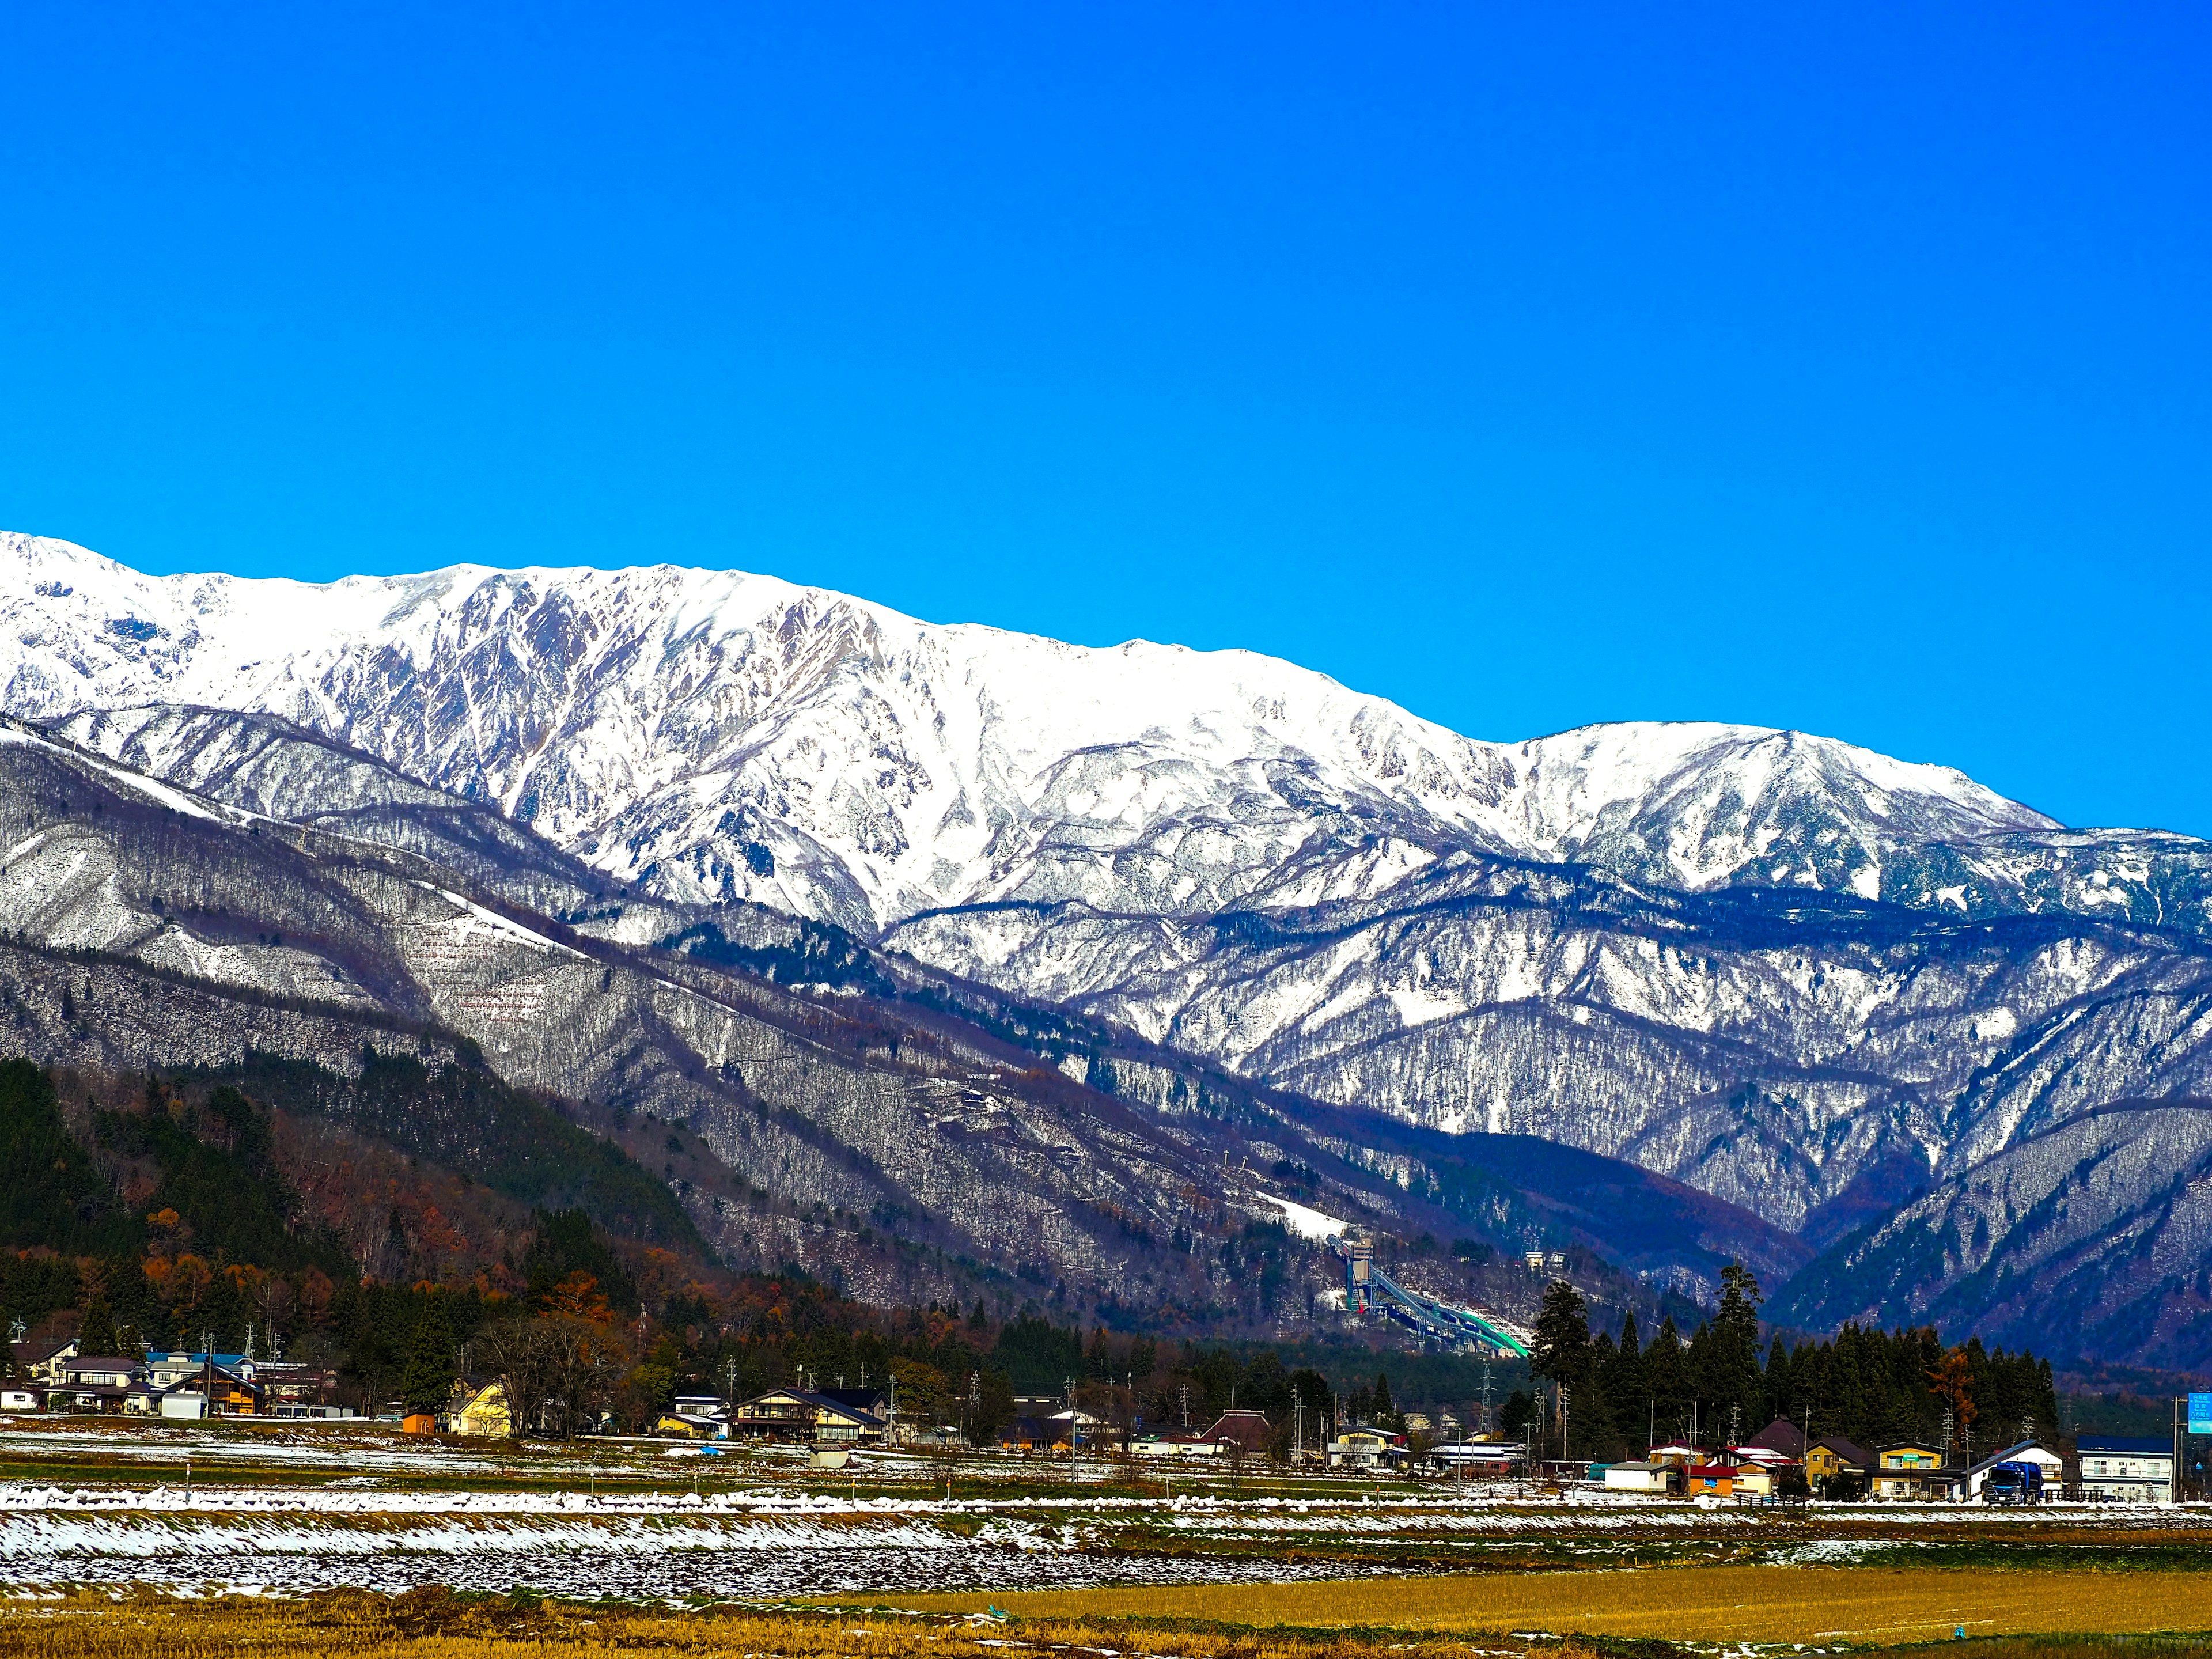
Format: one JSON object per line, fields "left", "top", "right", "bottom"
{"left": 1982, "top": 1461, "right": 2044, "bottom": 1505}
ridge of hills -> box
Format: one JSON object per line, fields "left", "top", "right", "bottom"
{"left": 0, "top": 708, "right": 1786, "bottom": 1346}
{"left": 2, "top": 532, "right": 2210, "bottom": 1366}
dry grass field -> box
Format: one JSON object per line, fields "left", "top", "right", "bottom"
{"left": 845, "top": 1565, "right": 2212, "bottom": 1644}
{"left": 2, "top": 1580, "right": 2209, "bottom": 1659}
{"left": 0, "top": 1590, "right": 1560, "bottom": 1659}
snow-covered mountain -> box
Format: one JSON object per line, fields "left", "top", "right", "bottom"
{"left": 13, "top": 528, "right": 2212, "bottom": 1361}
{"left": 0, "top": 529, "right": 2067, "bottom": 930}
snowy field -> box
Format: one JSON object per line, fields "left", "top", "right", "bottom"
{"left": 5, "top": 1414, "right": 2205, "bottom": 1604}
{"left": 3, "top": 1471, "right": 2206, "bottom": 1602}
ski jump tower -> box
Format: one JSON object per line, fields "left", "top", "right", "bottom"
{"left": 1337, "top": 1236, "right": 1532, "bottom": 1358}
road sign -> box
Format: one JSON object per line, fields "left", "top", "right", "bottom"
{"left": 2189, "top": 1393, "right": 2212, "bottom": 1434}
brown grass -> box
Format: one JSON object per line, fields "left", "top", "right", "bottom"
{"left": 831, "top": 1566, "right": 2212, "bottom": 1644}
{"left": 6, "top": 1572, "right": 2211, "bottom": 1659}
{"left": 0, "top": 1589, "right": 1566, "bottom": 1659}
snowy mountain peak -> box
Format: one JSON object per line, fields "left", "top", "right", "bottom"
{"left": 4, "top": 529, "right": 2052, "bottom": 931}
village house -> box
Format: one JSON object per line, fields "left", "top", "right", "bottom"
{"left": 1741, "top": 1417, "right": 1808, "bottom": 1460}
{"left": 449, "top": 1382, "right": 511, "bottom": 1438}
{"left": 1871, "top": 1441, "right": 1956, "bottom": 1500}
{"left": 1206, "top": 1410, "right": 1272, "bottom": 1455}
{"left": 1963, "top": 1439, "right": 2065, "bottom": 1501}
{"left": 2077, "top": 1434, "right": 2175, "bottom": 1503}
{"left": 1328, "top": 1425, "right": 1404, "bottom": 1469}
{"left": 1043, "top": 1407, "right": 1106, "bottom": 1450}
{"left": 729, "top": 1386, "right": 885, "bottom": 1446}
{"left": 1684, "top": 1461, "right": 1774, "bottom": 1498}
{"left": 1603, "top": 1460, "right": 1682, "bottom": 1494}
{"left": 1429, "top": 1440, "right": 1524, "bottom": 1475}
{"left": 1132, "top": 1431, "right": 1221, "bottom": 1457}
{"left": 44, "top": 1354, "right": 141, "bottom": 1415}
{"left": 8, "top": 1338, "right": 78, "bottom": 1384}
{"left": 1805, "top": 1434, "right": 1873, "bottom": 1493}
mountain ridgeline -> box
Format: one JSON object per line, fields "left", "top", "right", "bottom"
{"left": 3, "top": 531, "right": 2210, "bottom": 1368}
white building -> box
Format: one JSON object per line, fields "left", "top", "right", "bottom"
{"left": 1603, "top": 1460, "right": 1680, "bottom": 1494}
{"left": 2077, "top": 1435, "right": 2173, "bottom": 1503}
{"left": 1132, "top": 1433, "right": 1221, "bottom": 1457}
{"left": 1963, "top": 1440, "right": 2066, "bottom": 1500}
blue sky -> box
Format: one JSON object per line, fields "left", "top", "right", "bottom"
{"left": 2, "top": 4, "right": 2207, "bottom": 832}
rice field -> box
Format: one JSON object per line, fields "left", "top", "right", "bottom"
{"left": 5, "top": 1582, "right": 2212, "bottom": 1659}
{"left": 853, "top": 1566, "right": 2212, "bottom": 1643}
{"left": 0, "top": 1591, "right": 1569, "bottom": 1659}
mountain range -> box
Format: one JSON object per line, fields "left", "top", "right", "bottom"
{"left": 4, "top": 529, "right": 2209, "bottom": 1368}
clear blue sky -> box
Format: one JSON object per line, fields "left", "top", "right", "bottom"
{"left": 3, "top": 5, "right": 2207, "bottom": 831}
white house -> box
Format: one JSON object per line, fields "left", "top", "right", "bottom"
{"left": 1430, "top": 1440, "right": 1524, "bottom": 1473}
{"left": 2077, "top": 1435, "right": 2173, "bottom": 1503}
{"left": 1964, "top": 1440, "right": 2065, "bottom": 1500}
{"left": 1132, "top": 1433, "right": 1221, "bottom": 1457}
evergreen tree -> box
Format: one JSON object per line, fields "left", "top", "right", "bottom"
{"left": 1499, "top": 1388, "right": 1535, "bottom": 1441}
{"left": 1371, "top": 1371, "right": 1400, "bottom": 1431}
{"left": 1702, "top": 1262, "right": 1764, "bottom": 1444}
{"left": 1531, "top": 1280, "right": 1619, "bottom": 1458}
{"left": 1643, "top": 1314, "right": 1690, "bottom": 1441}
{"left": 77, "top": 1290, "right": 120, "bottom": 1357}
{"left": 401, "top": 1291, "right": 458, "bottom": 1417}
{"left": 1600, "top": 1314, "right": 1648, "bottom": 1446}
{"left": 1531, "top": 1279, "right": 1591, "bottom": 1387}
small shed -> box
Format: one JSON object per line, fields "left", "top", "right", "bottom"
{"left": 1604, "top": 1460, "right": 1681, "bottom": 1494}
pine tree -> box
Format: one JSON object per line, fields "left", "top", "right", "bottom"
{"left": 1704, "top": 1262, "right": 1764, "bottom": 1443}
{"left": 1371, "top": 1372, "right": 1399, "bottom": 1430}
{"left": 1599, "top": 1314, "right": 1647, "bottom": 1442}
{"left": 1643, "top": 1314, "right": 1689, "bottom": 1441}
{"left": 1531, "top": 1279, "right": 1590, "bottom": 1385}
{"left": 401, "top": 1293, "right": 458, "bottom": 1418}
{"left": 78, "top": 1290, "right": 120, "bottom": 1357}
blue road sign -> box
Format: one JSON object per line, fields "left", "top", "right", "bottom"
{"left": 2189, "top": 1392, "right": 2212, "bottom": 1434}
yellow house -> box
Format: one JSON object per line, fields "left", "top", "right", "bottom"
{"left": 1872, "top": 1441, "right": 1951, "bottom": 1499}
{"left": 1805, "top": 1435, "right": 1872, "bottom": 1487}
{"left": 450, "top": 1382, "right": 512, "bottom": 1438}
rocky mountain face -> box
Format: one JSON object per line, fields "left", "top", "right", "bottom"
{"left": 5, "top": 529, "right": 2211, "bottom": 1363}
{"left": 0, "top": 710, "right": 1783, "bottom": 1335}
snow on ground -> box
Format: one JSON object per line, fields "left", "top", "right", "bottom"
{"left": 1262, "top": 1195, "right": 1347, "bottom": 1239}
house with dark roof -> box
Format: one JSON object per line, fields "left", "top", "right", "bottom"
{"left": 1805, "top": 1434, "right": 1873, "bottom": 1493}
{"left": 2077, "top": 1434, "right": 2173, "bottom": 1503}
{"left": 1871, "top": 1441, "right": 1958, "bottom": 1500}
{"left": 728, "top": 1386, "right": 885, "bottom": 1446}
{"left": 1743, "top": 1416, "right": 1806, "bottom": 1459}
{"left": 44, "top": 1354, "right": 143, "bottom": 1414}
{"left": 9, "top": 1338, "right": 78, "bottom": 1384}
{"left": 1206, "top": 1410, "right": 1272, "bottom": 1454}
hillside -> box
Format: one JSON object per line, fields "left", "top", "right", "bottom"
{"left": 6, "top": 532, "right": 2212, "bottom": 1365}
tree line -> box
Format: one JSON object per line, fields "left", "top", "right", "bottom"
{"left": 1520, "top": 1265, "right": 2058, "bottom": 1463}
